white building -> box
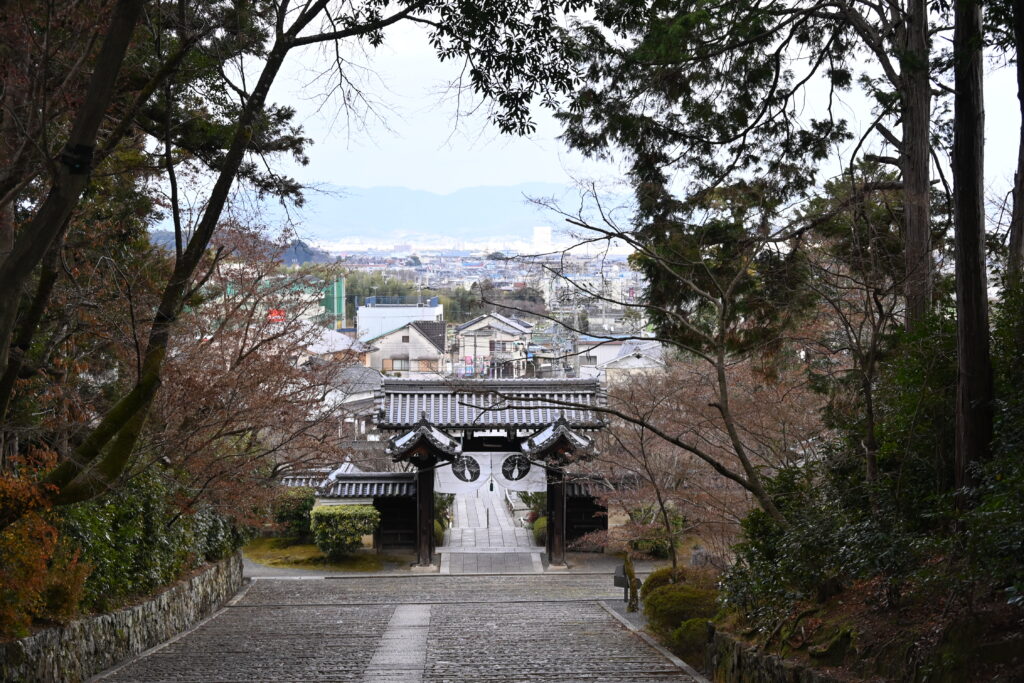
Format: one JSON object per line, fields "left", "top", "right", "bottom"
{"left": 356, "top": 296, "right": 444, "bottom": 341}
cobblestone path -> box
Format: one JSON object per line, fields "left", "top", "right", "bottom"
{"left": 97, "top": 575, "right": 702, "bottom": 682}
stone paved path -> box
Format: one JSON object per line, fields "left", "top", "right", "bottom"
{"left": 97, "top": 575, "right": 702, "bottom": 682}
{"left": 438, "top": 487, "right": 542, "bottom": 575}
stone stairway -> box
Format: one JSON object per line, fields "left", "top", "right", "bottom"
{"left": 437, "top": 485, "right": 542, "bottom": 574}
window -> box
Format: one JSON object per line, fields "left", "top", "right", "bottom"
{"left": 393, "top": 358, "right": 410, "bottom": 370}
{"left": 401, "top": 335, "right": 410, "bottom": 343}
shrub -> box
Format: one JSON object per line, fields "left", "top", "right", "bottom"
{"left": 629, "top": 530, "right": 684, "bottom": 560}
{"left": 643, "top": 583, "right": 718, "bottom": 635}
{"left": 641, "top": 566, "right": 687, "bottom": 600}
{"left": 195, "top": 510, "right": 249, "bottom": 562}
{"left": 59, "top": 471, "right": 245, "bottom": 612}
{"left": 310, "top": 505, "right": 380, "bottom": 560}
{"left": 434, "top": 493, "right": 454, "bottom": 527}
{"left": 533, "top": 516, "right": 548, "bottom": 545}
{"left": 520, "top": 491, "right": 547, "bottom": 516}
{"left": 434, "top": 519, "right": 446, "bottom": 547}
{"left": 37, "top": 542, "right": 91, "bottom": 624}
{"left": 61, "top": 472, "right": 195, "bottom": 611}
{"left": 0, "top": 512, "right": 59, "bottom": 637}
{"left": 273, "top": 487, "right": 316, "bottom": 539}
{"left": 669, "top": 617, "right": 710, "bottom": 663}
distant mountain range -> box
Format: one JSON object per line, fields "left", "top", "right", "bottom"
{"left": 279, "top": 182, "right": 582, "bottom": 251}
{"left": 149, "top": 231, "right": 336, "bottom": 264}
{"left": 149, "top": 183, "right": 628, "bottom": 254}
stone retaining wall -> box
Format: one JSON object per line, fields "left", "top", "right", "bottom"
{"left": 0, "top": 553, "right": 244, "bottom": 683}
{"left": 705, "top": 626, "right": 845, "bottom": 683}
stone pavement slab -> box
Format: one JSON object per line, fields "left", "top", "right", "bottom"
{"left": 97, "top": 575, "right": 703, "bottom": 683}
{"left": 443, "top": 552, "right": 538, "bottom": 574}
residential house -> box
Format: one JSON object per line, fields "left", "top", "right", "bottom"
{"left": 326, "top": 365, "right": 385, "bottom": 440}
{"left": 453, "top": 312, "right": 533, "bottom": 378}
{"left": 576, "top": 335, "right": 630, "bottom": 368}
{"left": 366, "top": 320, "right": 448, "bottom": 377}
{"left": 297, "top": 320, "right": 375, "bottom": 366}
{"left": 600, "top": 339, "right": 666, "bottom": 386}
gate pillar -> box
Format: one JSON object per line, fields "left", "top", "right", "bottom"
{"left": 546, "top": 466, "right": 566, "bottom": 567}
{"left": 415, "top": 455, "right": 436, "bottom": 567}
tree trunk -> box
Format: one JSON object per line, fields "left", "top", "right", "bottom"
{"left": 0, "top": 0, "right": 145, "bottom": 372}
{"left": 952, "top": 0, "right": 994, "bottom": 498}
{"left": 902, "top": 0, "right": 933, "bottom": 329}
{"left": 861, "top": 373, "right": 879, "bottom": 484}
{"left": 43, "top": 44, "right": 291, "bottom": 505}
{"left": 1008, "top": 0, "right": 1024, "bottom": 279}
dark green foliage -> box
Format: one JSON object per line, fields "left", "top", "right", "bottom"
{"left": 196, "top": 510, "right": 250, "bottom": 563}
{"left": 716, "top": 298, "right": 1017, "bottom": 641}
{"left": 519, "top": 492, "right": 547, "bottom": 517}
{"left": 963, "top": 284, "right": 1024, "bottom": 603}
{"left": 722, "top": 462, "right": 936, "bottom": 628}
{"left": 642, "top": 584, "right": 718, "bottom": 635}
{"left": 628, "top": 186, "right": 816, "bottom": 360}
{"left": 309, "top": 505, "right": 380, "bottom": 560}
{"left": 273, "top": 487, "right": 316, "bottom": 540}
{"left": 434, "top": 493, "right": 455, "bottom": 527}
{"left": 872, "top": 315, "right": 958, "bottom": 526}
{"left": 533, "top": 516, "right": 548, "bottom": 545}
{"left": 627, "top": 505, "right": 688, "bottom": 560}
{"left": 562, "top": 0, "right": 852, "bottom": 199}
{"left": 59, "top": 472, "right": 243, "bottom": 612}
{"left": 641, "top": 566, "right": 686, "bottom": 600}
{"left": 668, "top": 618, "right": 709, "bottom": 662}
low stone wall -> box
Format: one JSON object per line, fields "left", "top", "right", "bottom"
{"left": 1, "top": 553, "right": 244, "bottom": 683}
{"left": 705, "top": 626, "right": 845, "bottom": 683}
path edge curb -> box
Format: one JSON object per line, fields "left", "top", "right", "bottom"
{"left": 597, "top": 600, "right": 711, "bottom": 683}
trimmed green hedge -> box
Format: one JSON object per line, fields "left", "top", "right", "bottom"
{"left": 640, "top": 566, "right": 687, "bottom": 600}
{"left": 533, "top": 516, "right": 548, "bottom": 545}
{"left": 310, "top": 504, "right": 380, "bottom": 559}
{"left": 642, "top": 583, "right": 718, "bottom": 635}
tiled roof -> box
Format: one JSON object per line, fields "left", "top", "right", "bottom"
{"left": 280, "top": 474, "right": 327, "bottom": 489}
{"left": 411, "top": 320, "right": 447, "bottom": 352}
{"left": 385, "top": 419, "right": 463, "bottom": 457}
{"left": 521, "top": 415, "right": 593, "bottom": 456}
{"left": 455, "top": 312, "right": 531, "bottom": 335}
{"left": 318, "top": 473, "right": 417, "bottom": 498}
{"left": 330, "top": 366, "right": 384, "bottom": 395}
{"left": 566, "top": 478, "right": 612, "bottom": 498}
{"left": 376, "top": 378, "right": 603, "bottom": 430}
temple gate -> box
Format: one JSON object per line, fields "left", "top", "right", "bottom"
{"left": 376, "top": 378, "right": 603, "bottom": 567}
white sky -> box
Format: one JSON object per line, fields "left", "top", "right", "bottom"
{"left": 268, "top": 23, "right": 621, "bottom": 194}
{"left": 267, "top": 20, "right": 1021, "bottom": 202}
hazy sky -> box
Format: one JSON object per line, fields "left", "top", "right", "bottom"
{"left": 267, "top": 20, "right": 1021, "bottom": 201}
{"left": 268, "top": 23, "right": 621, "bottom": 195}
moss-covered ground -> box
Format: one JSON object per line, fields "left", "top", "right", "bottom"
{"left": 242, "top": 537, "right": 413, "bottom": 572}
